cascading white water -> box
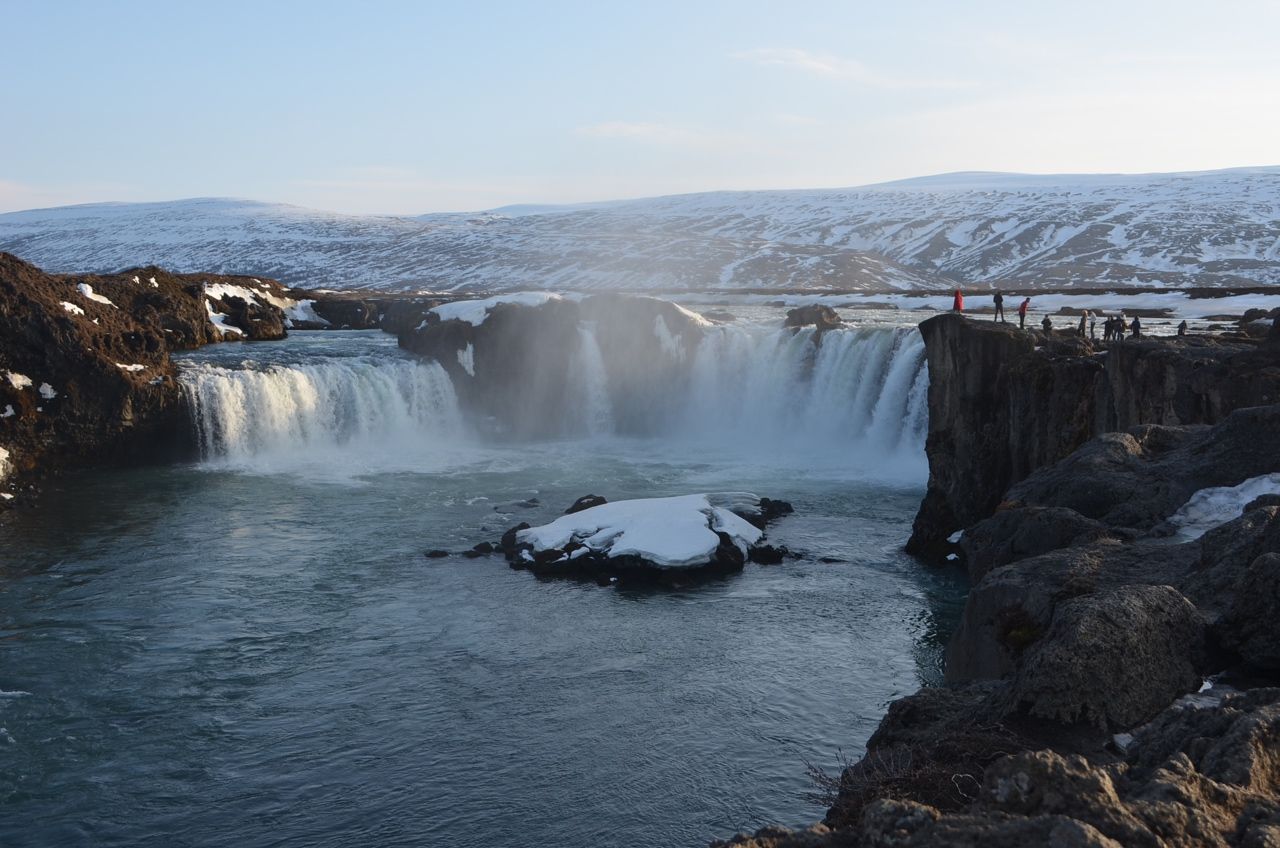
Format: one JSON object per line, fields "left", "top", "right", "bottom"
{"left": 180, "top": 318, "right": 929, "bottom": 479}
{"left": 657, "top": 324, "right": 928, "bottom": 459}
{"left": 182, "top": 357, "right": 463, "bottom": 465}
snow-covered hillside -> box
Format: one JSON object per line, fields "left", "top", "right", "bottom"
{"left": 1, "top": 167, "right": 1277, "bottom": 292}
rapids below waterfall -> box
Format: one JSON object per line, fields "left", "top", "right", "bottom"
{"left": 0, "top": 307, "right": 964, "bottom": 848}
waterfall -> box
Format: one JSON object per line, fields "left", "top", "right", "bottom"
{"left": 182, "top": 357, "right": 463, "bottom": 466}
{"left": 566, "top": 322, "right": 929, "bottom": 458}
{"left": 180, "top": 318, "right": 929, "bottom": 478}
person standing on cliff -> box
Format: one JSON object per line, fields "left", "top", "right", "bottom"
{"left": 1077, "top": 311, "right": 1088, "bottom": 337}
{"left": 952, "top": 289, "right": 964, "bottom": 313}
{"left": 993, "top": 290, "right": 1006, "bottom": 322}
{"left": 1117, "top": 313, "right": 1128, "bottom": 343}
{"left": 1089, "top": 312, "right": 1098, "bottom": 340}
{"left": 1018, "top": 297, "right": 1030, "bottom": 329}
{"left": 1178, "top": 319, "right": 1188, "bottom": 336}
{"left": 1041, "top": 314, "right": 1053, "bottom": 336}
{"left": 1131, "top": 315, "right": 1142, "bottom": 338}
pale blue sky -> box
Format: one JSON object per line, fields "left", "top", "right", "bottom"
{"left": 3, "top": 0, "right": 1278, "bottom": 214}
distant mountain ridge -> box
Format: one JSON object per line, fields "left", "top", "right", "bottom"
{"left": 2, "top": 167, "right": 1277, "bottom": 292}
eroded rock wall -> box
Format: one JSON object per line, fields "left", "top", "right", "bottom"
{"left": 908, "top": 314, "right": 1280, "bottom": 558}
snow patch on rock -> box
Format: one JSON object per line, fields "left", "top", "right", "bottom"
{"left": 6, "top": 372, "right": 32, "bottom": 390}
{"left": 430, "top": 292, "right": 563, "bottom": 327}
{"left": 61, "top": 301, "right": 85, "bottom": 316}
{"left": 115, "top": 363, "right": 146, "bottom": 372}
{"left": 517, "top": 493, "right": 766, "bottom": 569}
{"left": 204, "top": 299, "right": 244, "bottom": 338}
{"left": 38, "top": 383, "right": 57, "bottom": 400}
{"left": 1167, "top": 473, "right": 1280, "bottom": 540}
{"left": 76, "top": 283, "right": 116, "bottom": 307}
{"left": 456, "top": 343, "right": 476, "bottom": 377}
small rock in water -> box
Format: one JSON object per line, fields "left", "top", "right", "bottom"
{"left": 749, "top": 544, "right": 788, "bottom": 565}
{"left": 471, "top": 542, "right": 494, "bottom": 555}
{"left": 494, "top": 498, "right": 541, "bottom": 512}
{"left": 424, "top": 550, "right": 449, "bottom": 559}
{"left": 565, "top": 494, "right": 608, "bottom": 514}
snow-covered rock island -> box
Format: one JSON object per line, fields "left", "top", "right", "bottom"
{"left": 502, "top": 493, "right": 793, "bottom": 580}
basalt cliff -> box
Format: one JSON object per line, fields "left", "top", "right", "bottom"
{"left": 907, "top": 314, "right": 1280, "bottom": 560}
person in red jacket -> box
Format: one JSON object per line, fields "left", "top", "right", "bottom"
{"left": 952, "top": 289, "right": 964, "bottom": 312}
{"left": 1018, "top": 297, "right": 1030, "bottom": 329}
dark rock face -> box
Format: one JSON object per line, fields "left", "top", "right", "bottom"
{"left": 312, "top": 297, "right": 379, "bottom": 329}
{"left": 908, "top": 314, "right": 1280, "bottom": 558}
{"left": 1006, "top": 585, "right": 1206, "bottom": 728}
{"left": 378, "top": 297, "right": 443, "bottom": 336}
{"left": 0, "top": 253, "right": 295, "bottom": 497}
{"left": 398, "top": 293, "right": 710, "bottom": 438}
{"left": 1224, "top": 553, "right": 1280, "bottom": 670}
{"left": 784, "top": 304, "right": 842, "bottom": 332}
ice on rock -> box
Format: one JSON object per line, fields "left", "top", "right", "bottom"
{"left": 6, "top": 372, "right": 32, "bottom": 390}
{"left": 38, "top": 383, "right": 57, "bottom": 400}
{"left": 61, "top": 301, "right": 86, "bottom": 316}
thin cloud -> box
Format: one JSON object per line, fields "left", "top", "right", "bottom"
{"left": 732, "top": 47, "right": 971, "bottom": 90}
{"left": 576, "top": 121, "right": 754, "bottom": 152}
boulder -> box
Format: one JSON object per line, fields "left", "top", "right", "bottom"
{"left": 1223, "top": 553, "right": 1280, "bottom": 670}
{"left": 1006, "top": 585, "right": 1206, "bottom": 728}
{"left": 784, "top": 304, "right": 842, "bottom": 332}
{"left": 565, "top": 494, "right": 607, "bottom": 514}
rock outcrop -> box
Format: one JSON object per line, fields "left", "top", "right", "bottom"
{"left": 0, "top": 253, "right": 300, "bottom": 500}
{"left": 908, "top": 314, "right": 1280, "bottom": 559}
{"left": 399, "top": 293, "right": 710, "bottom": 438}
{"left": 502, "top": 492, "right": 790, "bottom": 582}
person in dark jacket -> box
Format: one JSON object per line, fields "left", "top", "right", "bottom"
{"left": 1178, "top": 319, "right": 1188, "bottom": 336}
{"left": 1041, "top": 314, "right": 1053, "bottom": 335}
{"left": 1131, "top": 315, "right": 1142, "bottom": 338}
{"left": 993, "top": 290, "right": 1006, "bottom": 322}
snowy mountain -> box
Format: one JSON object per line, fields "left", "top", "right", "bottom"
{"left": 1, "top": 167, "right": 1277, "bottom": 292}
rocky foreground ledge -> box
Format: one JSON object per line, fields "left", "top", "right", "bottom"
{"left": 719, "top": 403, "right": 1280, "bottom": 847}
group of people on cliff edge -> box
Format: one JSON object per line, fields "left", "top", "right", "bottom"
{"left": 950, "top": 288, "right": 1187, "bottom": 342}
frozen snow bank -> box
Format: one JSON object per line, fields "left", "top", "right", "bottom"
{"left": 6, "top": 372, "right": 32, "bottom": 390}
{"left": 76, "top": 283, "right": 116, "bottom": 307}
{"left": 61, "top": 300, "right": 85, "bottom": 316}
{"left": 512, "top": 492, "right": 774, "bottom": 571}
{"left": 430, "top": 292, "right": 563, "bottom": 327}
{"left": 0, "top": 446, "right": 10, "bottom": 481}
{"left": 1167, "top": 474, "right": 1280, "bottom": 540}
